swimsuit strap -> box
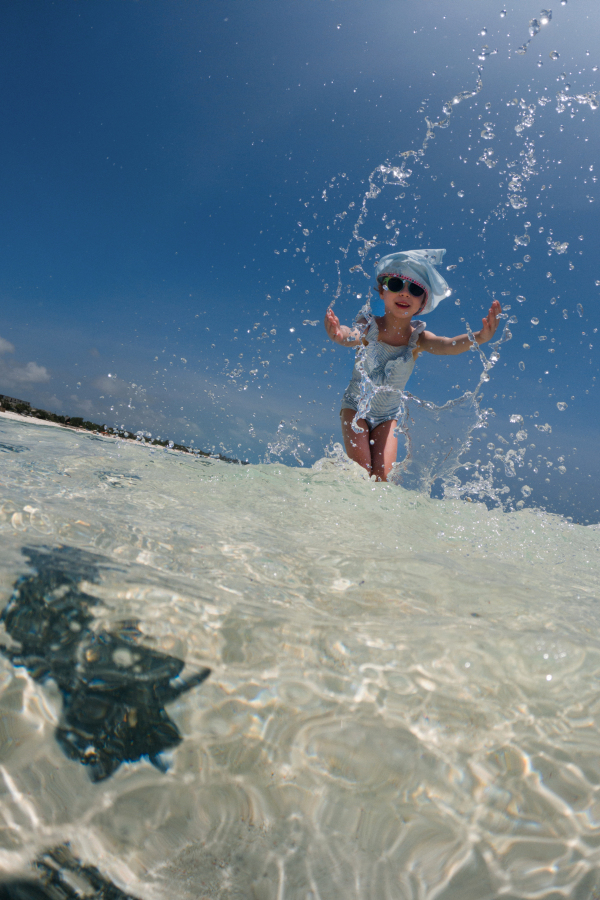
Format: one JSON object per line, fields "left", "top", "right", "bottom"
{"left": 352, "top": 306, "right": 377, "bottom": 344}
{"left": 407, "top": 319, "right": 426, "bottom": 349}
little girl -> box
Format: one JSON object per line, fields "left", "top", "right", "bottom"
{"left": 324, "top": 248, "right": 501, "bottom": 481}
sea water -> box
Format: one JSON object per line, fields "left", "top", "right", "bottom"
{"left": 1, "top": 413, "right": 600, "bottom": 900}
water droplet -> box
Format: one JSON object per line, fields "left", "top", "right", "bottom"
{"left": 515, "top": 44, "right": 528, "bottom": 55}
{"left": 500, "top": 9, "right": 507, "bottom": 17}
{"left": 289, "top": 327, "right": 296, "bottom": 332}
{"left": 549, "top": 50, "right": 560, "bottom": 60}
{"left": 516, "top": 295, "right": 526, "bottom": 303}
{"left": 529, "top": 18, "right": 541, "bottom": 37}
{"left": 557, "top": 402, "right": 568, "bottom": 411}
{"left": 540, "top": 9, "right": 552, "bottom": 23}
{"left": 523, "top": 343, "right": 530, "bottom": 349}
{"left": 577, "top": 303, "right": 583, "bottom": 316}
{"left": 518, "top": 361, "right": 526, "bottom": 371}
{"left": 593, "top": 66, "right": 599, "bottom": 73}
{"left": 480, "top": 27, "right": 488, "bottom": 36}
{"left": 560, "top": 0, "right": 567, "bottom": 5}
{"left": 510, "top": 414, "right": 524, "bottom": 424}
{"left": 531, "top": 317, "right": 540, "bottom": 325}
{"left": 521, "top": 485, "right": 533, "bottom": 497}
{"left": 457, "top": 190, "right": 465, "bottom": 198}
{"left": 562, "top": 309, "right": 568, "bottom": 319}
{"left": 283, "top": 285, "right": 291, "bottom": 291}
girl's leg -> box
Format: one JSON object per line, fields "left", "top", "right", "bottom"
{"left": 369, "top": 419, "right": 398, "bottom": 481}
{"left": 340, "top": 409, "right": 372, "bottom": 474}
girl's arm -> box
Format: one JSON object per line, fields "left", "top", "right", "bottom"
{"left": 324, "top": 307, "right": 364, "bottom": 348}
{"left": 418, "top": 299, "right": 502, "bottom": 356}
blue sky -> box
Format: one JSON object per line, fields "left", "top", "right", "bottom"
{"left": 1, "top": 0, "right": 599, "bottom": 521}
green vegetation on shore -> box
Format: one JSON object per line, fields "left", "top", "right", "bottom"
{"left": 0, "top": 395, "right": 244, "bottom": 465}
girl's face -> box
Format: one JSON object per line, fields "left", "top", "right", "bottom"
{"left": 380, "top": 282, "right": 426, "bottom": 319}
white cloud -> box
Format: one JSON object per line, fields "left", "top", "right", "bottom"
{"left": 0, "top": 336, "right": 16, "bottom": 355}
{"left": 0, "top": 335, "right": 50, "bottom": 387}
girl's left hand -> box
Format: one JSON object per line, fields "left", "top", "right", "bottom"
{"left": 478, "top": 300, "right": 502, "bottom": 343}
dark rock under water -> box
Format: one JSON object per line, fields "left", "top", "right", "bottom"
{"left": 0, "top": 546, "right": 210, "bottom": 781}
{"left": 0, "top": 843, "right": 137, "bottom": 899}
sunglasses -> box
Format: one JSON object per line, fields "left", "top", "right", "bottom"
{"left": 378, "top": 275, "right": 425, "bottom": 298}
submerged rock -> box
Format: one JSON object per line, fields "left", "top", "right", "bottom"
{"left": 0, "top": 546, "right": 210, "bottom": 781}
{"left": 0, "top": 843, "right": 137, "bottom": 899}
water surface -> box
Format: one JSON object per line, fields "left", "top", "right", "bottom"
{"left": 1, "top": 413, "right": 600, "bottom": 900}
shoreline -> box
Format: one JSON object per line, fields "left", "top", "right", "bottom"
{"left": 0, "top": 408, "right": 245, "bottom": 465}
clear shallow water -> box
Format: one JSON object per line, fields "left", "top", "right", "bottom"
{"left": 1, "top": 414, "right": 600, "bottom": 900}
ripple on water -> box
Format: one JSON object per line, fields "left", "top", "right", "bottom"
{"left": 1, "top": 416, "right": 600, "bottom": 898}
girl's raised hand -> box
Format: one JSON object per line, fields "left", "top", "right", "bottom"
{"left": 478, "top": 299, "right": 502, "bottom": 344}
{"left": 324, "top": 307, "right": 343, "bottom": 343}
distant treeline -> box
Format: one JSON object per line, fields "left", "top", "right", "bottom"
{"left": 0, "top": 394, "right": 244, "bottom": 465}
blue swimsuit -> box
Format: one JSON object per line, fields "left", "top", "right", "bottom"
{"left": 340, "top": 315, "right": 426, "bottom": 428}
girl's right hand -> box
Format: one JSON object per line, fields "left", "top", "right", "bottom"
{"left": 324, "top": 307, "right": 343, "bottom": 343}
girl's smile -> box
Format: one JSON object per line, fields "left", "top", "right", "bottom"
{"left": 383, "top": 286, "right": 424, "bottom": 318}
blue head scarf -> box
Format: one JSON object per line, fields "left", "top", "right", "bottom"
{"left": 370, "top": 248, "right": 452, "bottom": 316}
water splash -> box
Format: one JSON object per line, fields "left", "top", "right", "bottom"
{"left": 256, "top": 4, "right": 600, "bottom": 517}
{"left": 265, "top": 419, "right": 308, "bottom": 466}
{"left": 390, "top": 321, "right": 513, "bottom": 499}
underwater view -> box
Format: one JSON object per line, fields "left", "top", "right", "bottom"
{"left": 1, "top": 0, "right": 600, "bottom": 897}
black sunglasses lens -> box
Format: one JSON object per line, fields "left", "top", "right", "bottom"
{"left": 386, "top": 277, "right": 404, "bottom": 292}
{"left": 408, "top": 282, "right": 425, "bottom": 298}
